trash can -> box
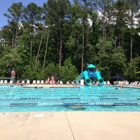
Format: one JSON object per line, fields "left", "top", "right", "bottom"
{"left": 80, "top": 79, "right": 84, "bottom": 85}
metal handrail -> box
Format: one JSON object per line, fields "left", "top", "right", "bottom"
{"left": 0, "top": 77, "right": 11, "bottom": 79}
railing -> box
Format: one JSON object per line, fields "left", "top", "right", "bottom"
{"left": 0, "top": 77, "right": 11, "bottom": 79}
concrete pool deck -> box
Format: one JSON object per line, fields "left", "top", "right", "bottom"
{"left": 0, "top": 112, "right": 140, "bottom": 140}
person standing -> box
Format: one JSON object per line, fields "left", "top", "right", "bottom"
{"left": 11, "top": 69, "right": 16, "bottom": 84}
{"left": 51, "top": 75, "right": 55, "bottom": 85}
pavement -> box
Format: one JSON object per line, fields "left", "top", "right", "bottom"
{"left": 0, "top": 112, "right": 140, "bottom": 140}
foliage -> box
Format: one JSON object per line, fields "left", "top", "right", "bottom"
{"left": 124, "top": 59, "right": 138, "bottom": 80}
{"left": 58, "top": 58, "right": 78, "bottom": 82}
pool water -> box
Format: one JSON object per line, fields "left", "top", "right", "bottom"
{"left": 0, "top": 86, "right": 140, "bottom": 112}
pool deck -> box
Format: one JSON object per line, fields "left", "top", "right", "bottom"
{"left": 0, "top": 112, "right": 140, "bottom": 140}
{"left": 0, "top": 84, "right": 140, "bottom": 140}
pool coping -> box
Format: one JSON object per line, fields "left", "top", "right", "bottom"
{"left": 1, "top": 83, "right": 140, "bottom": 89}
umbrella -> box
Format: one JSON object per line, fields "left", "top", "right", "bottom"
{"left": 113, "top": 74, "right": 123, "bottom": 80}
{"left": 52, "top": 74, "right": 58, "bottom": 78}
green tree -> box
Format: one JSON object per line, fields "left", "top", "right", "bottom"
{"left": 23, "top": 3, "right": 42, "bottom": 63}
{"left": 59, "top": 58, "right": 78, "bottom": 82}
{"left": 74, "top": 0, "right": 93, "bottom": 72}
{"left": 125, "top": 0, "right": 140, "bottom": 60}
{"left": 124, "top": 59, "right": 138, "bottom": 80}
{"left": 4, "top": 2, "right": 24, "bottom": 48}
{"left": 45, "top": 0, "right": 71, "bottom": 66}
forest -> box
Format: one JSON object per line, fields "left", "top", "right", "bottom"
{"left": 0, "top": 0, "right": 140, "bottom": 83}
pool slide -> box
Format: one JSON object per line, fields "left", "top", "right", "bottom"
{"left": 75, "top": 71, "right": 92, "bottom": 86}
{"left": 75, "top": 71, "right": 104, "bottom": 86}
{"left": 95, "top": 71, "right": 104, "bottom": 85}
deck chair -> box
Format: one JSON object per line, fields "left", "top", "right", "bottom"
{"left": 21, "top": 80, "right": 25, "bottom": 84}
{"left": 41, "top": 80, "right": 44, "bottom": 84}
{"left": 9, "top": 80, "right": 13, "bottom": 84}
{"left": 4, "top": 80, "right": 8, "bottom": 84}
{"left": 32, "top": 80, "right": 36, "bottom": 84}
{"left": 66, "top": 80, "right": 71, "bottom": 85}
{"left": 26, "top": 80, "right": 30, "bottom": 84}
{"left": 107, "top": 81, "right": 110, "bottom": 85}
{"left": 71, "top": 80, "right": 76, "bottom": 85}
{"left": 0, "top": 80, "right": 3, "bottom": 84}
{"left": 60, "top": 80, "right": 63, "bottom": 85}
{"left": 37, "top": 80, "right": 40, "bottom": 84}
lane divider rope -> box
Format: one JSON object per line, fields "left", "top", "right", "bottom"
{"left": 0, "top": 102, "right": 139, "bottom": 107}
{"left": 0, "top": 97, "right": 139, "bottom": 100}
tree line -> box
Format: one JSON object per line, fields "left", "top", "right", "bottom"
{"left": 0, "top": 0, "right": 140, "bottom": 83}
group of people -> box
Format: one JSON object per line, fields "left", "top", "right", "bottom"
{"left": 10, "top": 68, "right": 55, "bottom": 85}
{"left": 115, "top": 86, "right": 123, "bottom": 90}
{"left": 45, "top": 75, "right": 55, "bottom": 85}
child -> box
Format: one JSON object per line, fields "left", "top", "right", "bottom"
{"left": 45, "top": 78, "right": 50, "bottom": 84}
{"left": 51, "top": 75, "right": 55, "bottom": 85}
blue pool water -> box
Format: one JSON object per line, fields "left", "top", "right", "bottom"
{"left": 0, "top": 85, "right": 140, "bottom": 112}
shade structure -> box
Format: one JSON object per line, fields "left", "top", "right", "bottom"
{"left": 113, "top": 74, "right": 123, "bottom": 80}
{"left": 52, "top": 74, "right": 58, "bottom": 78}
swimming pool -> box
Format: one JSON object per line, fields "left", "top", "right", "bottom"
{"left": 0, "top": 85, "right": 140, "bottom": 112}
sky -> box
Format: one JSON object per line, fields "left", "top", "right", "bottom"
{"left": 0, "top": 0, "right": 73, "bottom": 28}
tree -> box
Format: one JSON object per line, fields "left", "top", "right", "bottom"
{"left": 23, "top": 3, "right": 42, "bottom": 63}
{"left": 124, "top": 59, "right": 138, "bottom": 80}
{"left": 125, "top": 0, "right": 140, "bottom": 60}
{"left": 59, "top": 58, "right": 78, "bottom": 82}
{"left": 98, "top": 0, "right": 114, "bottom": 40}
{"left": 4, "top": 2, "right": 24, "bottom": 48}
{"left": 45, "top": 0, "right": 71, "bottom": 66}
{"left": 113, "top": 0, "right": 130, "bottom": 48}
{"left": 74, "top": 0, "right": 93, "bottom": 72}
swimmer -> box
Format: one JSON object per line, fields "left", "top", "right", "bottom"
{"left": 120, "top": 86, "right": 123, "bottom": 90}
{"left": 17, "top": 80, "right": 23, "bottom": 86}
{"left": 115, "top": 87, "right": 118, "bottom": 90}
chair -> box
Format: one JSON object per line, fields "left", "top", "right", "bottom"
{"left": 41, "top": 80, "right": 44, "bottom": 84}
{"left": 133, "top": 81, "right": 139, "bottom": 86}
{"left": 26, "top": 80, "right": 30, "bottom": 84}
{"left": 60, "top": 80, "right": 63, "bottom": 85}
{"left": 0, "top": 80, "right": 3, "bottom": 84}
{"left": 32, "top": 80, "right": 36, "bottom": 84}
{"left": 129, "top": 82, "right": 134, "bottom": 86}
{"left": 4, "top": 80, "right": 8, "bottom": 84}
{"left": 9, "top": 80, "right": 13, "bottom": 84}
{"left": 66, "top": 81, "right": 70, "bottom": 85}
{"left": 37, "top": 80, "right": 40, "bottom": 84}
{"left": 66, "top": 80, "right": 72, "bottom": 85}
{"left": 71, "top": 80, "right": 76, "bottom": 85}
{"left": 137, "top": 82, "right": 140, "bottom": 86}
{"left": 107, "top": 81, "right": 110, "bottom": 85}
{"left": 21, "top": 80, "right": 25, "bottom": 84}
